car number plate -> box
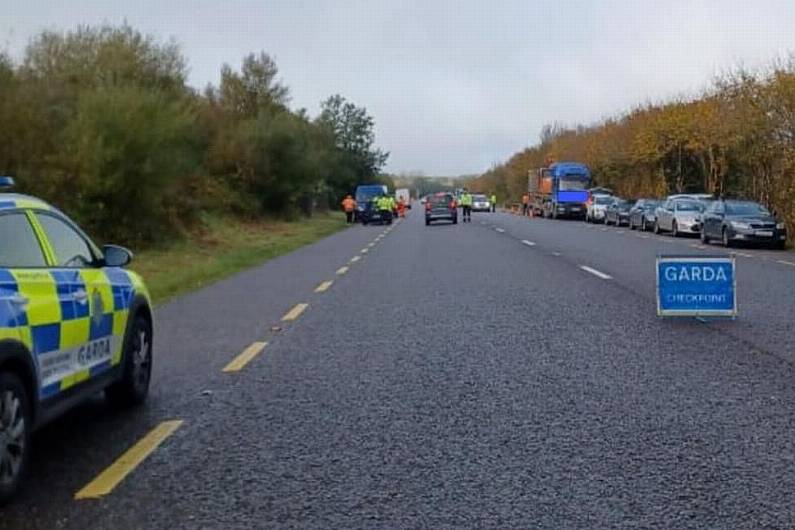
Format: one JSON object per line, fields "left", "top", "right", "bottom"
{"left": 756, "top": 230, "right": 773, "bottom": 237}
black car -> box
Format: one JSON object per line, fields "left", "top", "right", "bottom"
{"left": 700, "top": 199, "right": 787, "bottom": 249}
{"left": 425, "top": 192, "right": 457, "bottom": 225}
{"left": 628, "top": 199, "right": 660, "bottom": 231}
{"left": 604, "top": 198, "right": 634, "bottom": 226}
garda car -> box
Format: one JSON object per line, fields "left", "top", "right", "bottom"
{"left": 0, "top": 177, "right": 154, "bottom": 503}
{"left": 471, "top": 194, "right": 491, "bottom": 212}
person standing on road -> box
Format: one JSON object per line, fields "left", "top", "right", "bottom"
{"left": 490, "top": 193, "right": 497, "bottom": 213}
{"left": 460, "top": 188, "right": 473, "bottom": 223}
{"left": 342, "top": 194, "right": 357, "bottom": 224}
{"left": 522, "top": 193, "right": 530, "bottom": 216}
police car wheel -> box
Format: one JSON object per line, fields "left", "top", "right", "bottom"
{"left": 106, "top": 316, "right": 152, "bottom": 408}
{"left": 0, "top": 373, "right": 30, "bottom": 505}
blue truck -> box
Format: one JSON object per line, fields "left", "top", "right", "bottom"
{"left": 529, "top": 162, "right": 591, "bottom": 219}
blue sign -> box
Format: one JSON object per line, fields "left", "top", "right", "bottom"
{"left": 656, "top": 256, "right": 736, "bottom": 317}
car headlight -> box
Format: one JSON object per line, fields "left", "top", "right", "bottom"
{"left": 777, "top": 222, "right": 786, "bottom": 229}
{"left": 730, "top": 221, "right": 750, "bottom": 230}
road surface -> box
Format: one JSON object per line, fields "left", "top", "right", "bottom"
{"left": 4, "top": 208, "right": 795, "bottom": 529}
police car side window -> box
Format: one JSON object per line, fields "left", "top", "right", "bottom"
{"left": 36, "top": 214, "right": 95, "bottom": 268}
{"left": 0, "top": 213, "right": 47, "bottom": 267}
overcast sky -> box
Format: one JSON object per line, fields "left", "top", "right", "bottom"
{"left": 3, "top": 0, "right": 795, "bottom": 175}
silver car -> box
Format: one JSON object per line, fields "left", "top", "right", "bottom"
{"left": 586, "top": 194, "right": 613, "bottom": 223}
{"left": 654, "top": 199, "right": 704, "bottom": 237}
{"left": 471, "top": 194, "right": 491, "bottom": 212}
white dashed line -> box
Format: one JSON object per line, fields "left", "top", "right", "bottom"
{"left": 551, "top": 252, "right": 562, "bottom": 257}
{"left": 735, "top": 252, "right": 753, "bottom": 258}
{"left": 495, "top": 228, "right": 505, "bottom": 233}
{"left": 689, "top": 244, "right": 707, "bottom": 250}
{"left": 617, "top": 230, "right": 625, "bottom": 234}
{"left": 360, "top": 248, "right": 369, "bottom": 254}
{"left": 521, "top": 240, "right": 536, "bottom": 247}
{"left": 580, "top": 265, "right": 613, "bottom": 280}
{"left": 777, "top": 259, "right": 795, "bottom": 267}
{"left": 336, "top": 266, "right": 349, "bottom": 275}
{"left": 350, "top": 256, "right": 361, "bottom": 263}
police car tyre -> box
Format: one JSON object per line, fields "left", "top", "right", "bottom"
{"left": 672, "top": 221, "right": 679, "bottom": 237}
{"left": 701, "top": 229, "right": 709, "bottom": 244}
{"left": 106, "top": 315, "right": 152, "bottom": 408}
{"left": 653, "top": 221, "right": 660, "bottom": 234}
{"left": 0, "top": 372, "right": 30, "bottom": 505}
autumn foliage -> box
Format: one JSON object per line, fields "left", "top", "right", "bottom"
{"left": 472, "top": 62, "right": 795, "bottom": 236}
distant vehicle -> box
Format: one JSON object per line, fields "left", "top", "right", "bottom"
{"left": 420, "top": 195, "right": 428, "bottom": 205}
{"left": 361, "top": 197, "right": 393, "bottom": 225}
{"left": 654, "top": 199, "right": 704, "bottom": 236}
{"left": 628, "top": 199, "right": 660, "bottom": 231}
{"left": 355, "top": 184, "right": 388, "bottom": 222}
{"left": 529, "top": 162, "right": 591, "bottom": 219}
{"left": 425, "top": 192, "right": 457, "bottom": 226}
{"left": 588, "top": 186, "right": 614, "bottom": 197}
{"left": 701, "top": 199, "right": 787, "bottom": 249}
{"left": 395, "top": 188, "right": 411, "bottom": 209}
{"left": 604, "top": 198, "right": 634, "bottom": 226}
{"left": 585, "top": 194, "right": 613, "bottom": 223}
{"left": 471, "top": 194, "right": 491, "bottom": 212}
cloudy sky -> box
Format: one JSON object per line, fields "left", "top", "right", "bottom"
{"left": 3, "top": 0, "right": 795, "bottom": 175}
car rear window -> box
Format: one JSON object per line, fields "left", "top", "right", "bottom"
{"left": 431, "top": 195, "right": 453, "bottom": 204}
{"left": 594, "top": 196, "right": 612, "bottom": 205}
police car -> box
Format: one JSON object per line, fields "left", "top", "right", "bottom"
{"left": 0, "top": 177, "right": 154, "bottom": 503}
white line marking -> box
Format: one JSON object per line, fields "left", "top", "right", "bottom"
{"left": 336, "top": 266, "right": 349, "bottom": 275}
{"left": 600, "top": 228, "right": 608, "bottom": 232}
{"left": 777, "top": 259, "right": 795, "bottom": 267}
{"left": 580, "top": 265, "right": 613, "bottom": 280}
{"left": 617, "top": 230, "right": 625, "bottom": 234}
{"left": 639, "top": 235, "right": 650, "bottom": 239}
{"left": 735, "top": 252, "right": 753, "bottom": 258}
{"left": 360, "top": 248, "right": 369, "bottom": 254}
{"left": 521, "top": 240, "right": 536, "bottom": 247}
{"left": 350, "top": 256, "right": 361, "bottom": 263}
{"left": 495, "top": 228, "right": 505, "bottom": 233}
{"left": 551, "top": 252, "right": 562, "bottom": 256}
{"left": 689, "top": 244, "right": 707, "bottom": 249}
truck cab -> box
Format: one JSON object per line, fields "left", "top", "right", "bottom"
{"left": 529, "top": 162, "right": 591, "bottom": 219}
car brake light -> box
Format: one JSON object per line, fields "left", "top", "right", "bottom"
{"left": 450, "top": 201, "right": 456, "bottom": 209}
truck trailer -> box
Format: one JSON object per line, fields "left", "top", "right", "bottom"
{"left": 528, "top": 162, "right": 591, "bottom": 219}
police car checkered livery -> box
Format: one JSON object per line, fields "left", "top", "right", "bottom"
{"left": 0, "top": 179, "right": 154, "bottom": 503}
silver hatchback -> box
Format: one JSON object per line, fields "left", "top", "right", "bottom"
{"left": 654, "top": 199, "right": 703, "bottom": 237}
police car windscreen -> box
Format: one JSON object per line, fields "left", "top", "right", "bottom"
{"left": 676, "top": 201, "right": 701, "bottom": 211}
{"left": 594, "top": 196, "right": 612, "bottom": 205}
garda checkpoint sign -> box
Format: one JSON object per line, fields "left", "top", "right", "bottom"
{"left": 656, "top": 255, "right": 737, "bottom": 317}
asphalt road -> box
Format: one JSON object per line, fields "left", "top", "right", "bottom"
{"left": 3, "top": 207, "right": 795, "bottom": 529}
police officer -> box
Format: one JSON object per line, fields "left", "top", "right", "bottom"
{"left": 377, "top": 194, "right": 393, "bottom": 223}
{"left": 490, "top": 193, "right": 497, "bottom": 213}
{"left": 460, "top": 188, "right": 473, "bottom": 223}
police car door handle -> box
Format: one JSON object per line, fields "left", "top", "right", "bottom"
{"left": 72, "top": 289, "right": 88, "bottom": 303}
{"left": 8, "top": 294, "right": 28, "bottom": 306}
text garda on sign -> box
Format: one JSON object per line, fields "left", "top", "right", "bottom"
{"left": 656, "top": 255, "right": 737, "bottom": 317}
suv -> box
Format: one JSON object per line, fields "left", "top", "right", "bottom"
{"left": 425, "top": 193, "right": 458, "bottom": 225}
{"left": 0, "top": 179, "right": 154, "bottom": 503}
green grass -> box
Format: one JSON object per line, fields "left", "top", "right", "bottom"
{"left": 132, "top": 212, "right": 347, "bottom": 303}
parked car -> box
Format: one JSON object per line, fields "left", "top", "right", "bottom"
{"left": 701, "top": 199, "right": 787, "bottom": 249}
{"left": 604, "top": 198, "right": 634, "bottom": 226}
{"left": 654, "top": 199, "right": 703, "bottom": 236}
{"left": 425, "top": 192, "right": 458, "bottom": 225}
{"left": 628, "top": 199, "right": 660, "bottom": 231}
{"left": 471, "top": 194, "right": 491, "bottom": 212}
{"left": 585, "top": 194, "right": 613, "bottom": 223}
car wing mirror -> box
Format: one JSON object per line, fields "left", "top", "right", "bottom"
{"left": 103, "top": 244, "right": 134, "bottom": 268}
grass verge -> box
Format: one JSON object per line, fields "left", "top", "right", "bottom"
{"left": 132, "top": 212, "right": 347, "bottom": 303}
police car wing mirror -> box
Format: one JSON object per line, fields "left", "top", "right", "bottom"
{"left": 103, "top": 245, "right": 133, "bottom": 267}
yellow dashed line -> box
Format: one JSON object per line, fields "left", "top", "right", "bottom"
{"left": 282, "top": 303, "right": 308, "bottom": 321}
{"left": 75, "top": 420, "right": 183, "bottom": 500}
{"left": 223, "top": 342, "right": 267, "bottom": 372}
{"left": 314, "top": 280, "right": 333, "bottom": 293}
